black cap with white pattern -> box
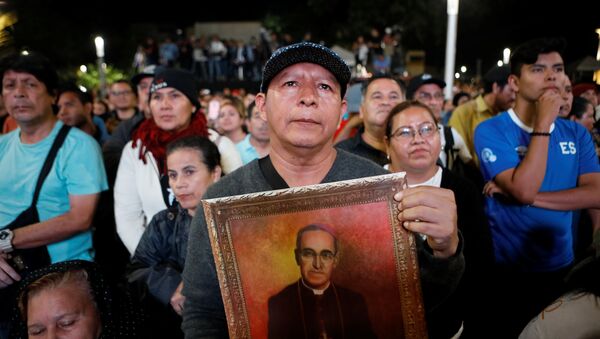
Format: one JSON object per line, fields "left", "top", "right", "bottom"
{"left": 260, "top": 42, "right": 351, "bottom": 98}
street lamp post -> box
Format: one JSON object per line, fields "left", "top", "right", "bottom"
{"left": 94, "top": 36, "right": 106, "bottom": 99}
{"left": 595, "top": 28, "right": 600, "bottom": 84}
{"left": 596, "top": 28, "right": 600, "bottom": 61}
{"left": 503, "top": 48, "right": 511, "bottom": 65}
{"left": 443, "top": 0, "right": 459, "bottom": 100}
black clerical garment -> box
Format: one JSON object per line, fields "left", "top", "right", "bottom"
{"left": 268, "top": 279, "right": 377, "bottom": 339}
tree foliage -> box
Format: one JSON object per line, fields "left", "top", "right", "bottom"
{"left": 76, "top": 63, "right": 127, "bottom": 95}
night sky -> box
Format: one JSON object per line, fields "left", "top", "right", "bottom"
{"left": 5, "top": 0, "right": 600, "bottom": 79}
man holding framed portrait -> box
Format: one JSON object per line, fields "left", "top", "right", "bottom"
{"left": 182, "top": 42, "right": 464, "bottom": 339}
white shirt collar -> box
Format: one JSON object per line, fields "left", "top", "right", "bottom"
{"left": 408, "top": 166, "right": 443, "bottom": 188}
{"left": 507, "top": 108, "right": 555, "bottom": 133}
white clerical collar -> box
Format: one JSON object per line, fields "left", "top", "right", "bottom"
{"left": 408, "top": 166, "right": 443, "bottom": 188}
{"left": 301, "top": 279, "right": 330, "bottom": 295}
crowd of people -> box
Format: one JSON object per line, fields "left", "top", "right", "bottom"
{"left": 131, "top": 26, "right": 406, "bottom": 84}
{"left": 133, "top": 30, "right": 305, "bottom": 83}
{"left": 0, "top": 36, "right": 599, "bottom": 339}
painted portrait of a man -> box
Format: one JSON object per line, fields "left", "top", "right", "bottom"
{"left": 267, "top": 224, "right": 377, "bottom": 339}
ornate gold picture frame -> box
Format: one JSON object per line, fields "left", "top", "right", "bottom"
{"left": 202, "top": 172, "right": 427, "bottom": 338}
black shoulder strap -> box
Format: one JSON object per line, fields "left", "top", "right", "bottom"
{"left": 30, "top": 124, "right": 72, "bottom": 207}
{"left": 443, "top": 126, "right": 456, "bottom": 169}
{"left": 258, "top": 155, "right": 289, "bottom": 190}
{"left": 443, "top": 126, "right": 454, "bottom": 152}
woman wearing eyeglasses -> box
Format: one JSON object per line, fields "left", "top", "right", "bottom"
{"left": 384, "top": 100, "right": 494, "bottom": 339}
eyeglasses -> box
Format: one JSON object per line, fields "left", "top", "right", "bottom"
{"left": 110, "top": 90, "right": 133, "bottom": 96}
{"left": 416, "top": 92, "right": 444, "bottom": 101}
{"left": 299, "top": 249, "right": 336, "bottom": 263}
{"left": 391, "top": 122, "right": 438, "bottom": 140}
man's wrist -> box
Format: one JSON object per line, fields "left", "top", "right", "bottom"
{"left": 432, "top": 243, "right": 459, "bottom": 259}
{"left": 0, "top": 229, "right": 14, "bottom": 253}
{"left": 532, "top": 116, "right": 553, "bottom": 131}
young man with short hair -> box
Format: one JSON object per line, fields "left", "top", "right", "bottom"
{"left": 474, "top": 37, "right": 600, "bottom": 337}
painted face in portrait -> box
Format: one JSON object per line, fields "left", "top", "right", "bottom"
{"left": 296, "top": 229, "right": 338, "bottom": 290}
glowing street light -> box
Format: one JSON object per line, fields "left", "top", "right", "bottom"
{"left": 503, "top": 48, "right": 511, "bottom": 65}
{"left": 94, "top": 36, "right": 106, "bottom": 98}
{"left": 497, "top": 60, "right": 504, "bottom": 67}
{"left": 94, "top": 36, "right": 104, "bottom": 58}
{"left": 443, "top": 0, "right": 459, "bottom": 100}
{"left": 596, "top": 28, "right": 600, "bottom": 61}
{"left": 595, "top": 28, "right": 600, "bottom": 83}
{"left": 460, "top": 65, "right": 467, "bottom": 73}
{"left": 79, "top": 65, "right": 87, "bottom": 73}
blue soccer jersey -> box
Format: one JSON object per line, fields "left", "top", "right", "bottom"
{"left": 474, "top": 109, "right": 600, "bottom": 272}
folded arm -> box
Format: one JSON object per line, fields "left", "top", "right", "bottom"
{"left": 532, "top": 172, "right": 600, "bottom": 210}
{"left": 12, "top": 193, "right": 99, "bottom": 249}
{"left": 493, "top": 135, "right": 551, "bottom": 205}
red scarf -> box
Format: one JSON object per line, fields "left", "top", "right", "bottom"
{"left": 131, "top": 113, "right": 208, "bottom": 174}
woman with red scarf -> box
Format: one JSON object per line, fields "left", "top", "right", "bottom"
{"left": 114, "top": 68, "right": 209, "bottom": 255}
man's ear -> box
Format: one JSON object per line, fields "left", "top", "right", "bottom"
{"left": 358, "top": 102, "right": 366, "bottom": 120}
{"left": 491, "top": 82, "right": 500, "bottom": 95}
{"left": 83, "top": 102, "right": 93, "bottom": 116}
{"left": 294, "top": 249, "right": 301, "bottom": 265}
{"left": 508, "top": 74, "right": 519, "bottom": 94}
{"left": 338, "top": 99, "right": 347, "bottom": 127}
{"left": 211, "top": 166, "right": 222, "bottom": 182}
{"left": 384, "top": 136, "right": 391, "bottom": 154}
{"left": 255, "top": 93, "right": 267, "bottom": 121}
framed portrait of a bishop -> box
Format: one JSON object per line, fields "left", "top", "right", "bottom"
{"left": 203, "top": 172, "right": 427, "bottom": 339}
